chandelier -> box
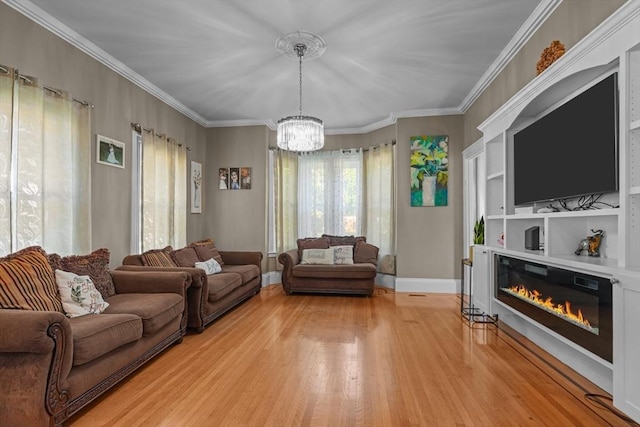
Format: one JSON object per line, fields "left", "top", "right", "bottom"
{"left": 276, "top": 32, "right": 325, "bottom": 151}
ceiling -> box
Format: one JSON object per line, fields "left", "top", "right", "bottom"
{"left": 5, "top": 0, "right": 554, "bottom": 134}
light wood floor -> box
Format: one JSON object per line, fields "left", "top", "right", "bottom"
{"left": 67, "top": 285, "right": 636, "bottom": 426}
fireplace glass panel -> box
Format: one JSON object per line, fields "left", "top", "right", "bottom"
{"left": 495, "top": 255, "right": 612, "bottom": 362}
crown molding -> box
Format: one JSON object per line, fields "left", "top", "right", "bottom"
{"left": 458, "top": 0, "right": 562, "bottom": 113}
{"left": 478, "top": 0, "right": 640, "bottom": 139}
{"left": 4, "top": 0, "right": 559, "bottom": 135}
{"left": 2, "top": 0, "right": 210, "bottom": 127}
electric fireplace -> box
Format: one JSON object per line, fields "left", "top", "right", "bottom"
{"left": 495, "top": 255, "right": 612, "bottom": 362}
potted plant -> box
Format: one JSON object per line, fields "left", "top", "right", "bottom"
{"left": 469, "top": 216, "right": 484, "bottom": 261}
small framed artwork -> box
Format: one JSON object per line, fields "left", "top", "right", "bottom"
{"left": 218, "top": 168, "right": 229, "bottom": 190}
{"left": 191, "top": 161, "right": 203, "bottom": 213}
{"left": 229, "top": 167, "right": 241, "bottom": 190}
{"left": 240, "top": 167, "right": 251, "bottom": 189}
{"left": 96, "top": 135, "right": 125, "bottom": 169}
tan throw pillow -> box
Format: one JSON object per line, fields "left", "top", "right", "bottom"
{"left": 191, "top": 239, "right": 224, "bottom": 266}
{"left": 60, "top": 248, "right": 116, "bottom": 298}
{"left": 0, "top": 246, "right": 63, "bottom": 312}
{"left": 141, "top": 246, "right": 177, "bottom": 268}
{"left": 300, "top": 248, "right": 334, "bottom": 265}
{"left": 297, "top": 237, "right": 330, "bottom": 259}
{"left": 171, "top": 246, "right": 200, "bottom": 267}
{"left": 354, "top": 241, "right": 379, "bottom": 266}
{"left": 55, "top": 269, "right": 109, "bottom": 318}
{"left": 332, "top": 245, "right": 354, "bottom": 265}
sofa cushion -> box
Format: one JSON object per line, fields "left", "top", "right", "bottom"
{"left": 300, "top": 248, "right": 334, "bottom": 265}
{"left": 191, "top": 239, "right": 224, "bottom": 266}
{"left": 220, "top": 264, "right": 260, "bottom": 283}
{"left": 69, "top": 313, "right": 142, "bottom": 366}
{"left": 332, "top": 245, "right": 354, "bottom": 265}
{"left": 206, "top": 272, "right": 243, "bottom": 302}
{"left": 172, "top": 246, "right": 199, "bottom": 267}
{"left": 297, "top": 237, "right": 330, "bottom": 259}
{"left": 104, "top": 293, "right": 183, "bottom": 336}
{"left": 321, "top": 234, "right": 366, "bottom": 247}
{"left": 292, "top": 263, "right": 377, "bottom": 280}
{"left": 195, "top": 258, "right": 222, "bottom": 275}
{"left": 55, "top": 269, "right": 109, "bottom": 318}
{"left": 141, "top": 246, "right": 177, "bottom": 268}
{"left": 354, "top": 241, "right": 379, "bottom": 265}
{"left": 0, "top": 246, "right": 63, "bottom": 312}
{"left": 59, "top": 248, "right": 116, "bottom": 298}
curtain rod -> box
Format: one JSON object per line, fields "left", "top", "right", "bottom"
{"left": 269, "top": 140, "right": 395, "bottom": 152}
{"left": 130, "top": 122, "right": 191, "bottom": 150}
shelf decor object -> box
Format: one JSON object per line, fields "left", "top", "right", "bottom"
{"left": 574, "top": 229, "right": 604, "bottom": 257}
{"left": 275, "top": 31, "right": 325, "bottom": 152}
{"left": 536, "top": 40, "right": 565, "bottom": 75}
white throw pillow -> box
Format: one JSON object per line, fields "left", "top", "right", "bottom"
{"left": 55, "top": 269, "right": 109, "bottom": 318}
{"left": 301, "top": 248, "right": 334, "bottom": 265}
{"left": 195, "top": 258, "right": 222, "bottom": 275}
{"left": 332, "top": 245, "right": 354, "bottom": 265}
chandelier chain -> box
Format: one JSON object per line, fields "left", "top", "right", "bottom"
{"left": 295, "top": 43, "right": 306, "bottom": 116}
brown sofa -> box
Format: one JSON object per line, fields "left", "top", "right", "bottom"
{"left": 119, "top": 238, "right": 262, "bottom": 332}
{"left": 0, "top": 246, "right": 190, "bottom": 427}
{"left": 278, "top": 235, "right": 379, "bottom": 296}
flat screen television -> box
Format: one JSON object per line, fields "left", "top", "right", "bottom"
{"left": 513, "top": 73, "right": 618, "bottom": 206}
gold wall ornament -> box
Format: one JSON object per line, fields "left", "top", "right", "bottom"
{"left": 536, "top": 40, "right": 565, "bottom": 75}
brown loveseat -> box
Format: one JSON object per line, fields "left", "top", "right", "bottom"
{"left": 278, "top": 235, "right": 379, "bottom": 296}
{"left": 0, "top": 246, "right": 190, "bottom": 427}
{"left": 120, "top": 238, "right": 262, "bottom": 332}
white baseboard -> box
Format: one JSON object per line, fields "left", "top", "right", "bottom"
{"left": 262, "top": 271, "right": 281, "bottom": 287}
{"left": 395, "top": 278, "right": 459, "bottom": 293}
{"left": 375, "top": 273, "right": 396, "bottom": 289}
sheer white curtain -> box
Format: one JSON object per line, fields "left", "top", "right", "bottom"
{"left": 141, "top": 130, "right": 187, "bottom": 251}
{"left": 364, "top": 143, "right": 395, "bottom": 274}
{"left": 298, "top": 149, "right": 363, "bottom": 238}
{"left": 0, "top": 66, "right": 91, "bottom": 256}
{"left": 274, "top": 148, "right": 298, "bottom": 256}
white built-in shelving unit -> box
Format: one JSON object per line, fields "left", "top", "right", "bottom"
{"left": 471, "top": 2, "right": 640, "bottom": 423}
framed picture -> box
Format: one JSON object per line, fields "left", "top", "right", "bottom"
{"left": 229, "top": 167, "right": 241, "bottom": 190}
{"left": 218, "top": 168, "right": 229, "bottom": 190}
{"left": 191, "top": 161, "right": 203, "bottom": 213}
{"left": 410, "top": 135, "right": 448, "bottom": 206}
{"left": 96, "top": 134, "right": 125, "bottom": 169}
{"left": 240, "top": 167, "right": 251, "bottom": 189}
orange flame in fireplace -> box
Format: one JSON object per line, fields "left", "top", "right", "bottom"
{"left": 506, "top": 285, "right": 592, "bottom": 329}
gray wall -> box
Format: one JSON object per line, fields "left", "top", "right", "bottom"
{"left": 206, "top": 126, "right": 269, "bottom": 270}
{"left": 0, "top": 0, "right": 625, "bottom": 281}
{"left": 0, "top": 3, "right": 208, "bottom": 266}
{"left": 463, "top": 0, "right": 626, "bottom": 149}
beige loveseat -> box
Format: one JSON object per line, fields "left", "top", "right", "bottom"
{"left": 0, "top": 246, "right": 190, "bottom": 427}
{"left": 120, "top": 238, "right": 262, "bottom": 332}
{"left": 278, "top": 235, "right": 379, "bottom": 296}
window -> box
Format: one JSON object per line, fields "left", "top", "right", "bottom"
{"left": 134, "top": 127, "right": 187, "bottom": 252}
{"left": 272, "top": 144, "right": 395, "bottom": 272}
{"left": 298, "top": 149, "right": 363, "bottom": 238}
{"left": 0, "top": 65, "right": 92, "bottom": 256}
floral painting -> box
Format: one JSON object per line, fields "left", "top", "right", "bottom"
{"left": 410, "top": 135, "right": 448, "bottom": 206}
{"left": 191, "top": 161, "right": 202, "bottom": 213}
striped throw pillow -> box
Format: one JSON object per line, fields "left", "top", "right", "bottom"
{"left": 141, "top": 246, "right": 177, "bottom": 267}
{"left": 0, "top": 246, "right": 63, "bottom": 312}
